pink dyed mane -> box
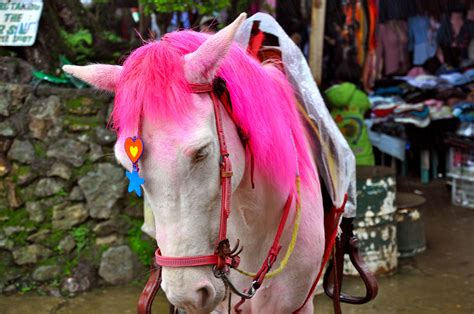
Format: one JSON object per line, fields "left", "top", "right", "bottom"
{"left": 112, "top": 31, "right": 317, "bottom": 192}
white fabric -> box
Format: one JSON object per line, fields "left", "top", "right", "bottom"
{"left": 235, "top": 13, "right": 357, "bottom": 217}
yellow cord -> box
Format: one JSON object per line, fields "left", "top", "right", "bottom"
{"left": 235, "top": 176, "right": 302, "bottom": 279}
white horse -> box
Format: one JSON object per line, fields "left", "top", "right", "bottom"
{"left": 64, "top": 13, "right": 324, "bottom": 314}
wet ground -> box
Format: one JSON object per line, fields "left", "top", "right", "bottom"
{"left": 1, "top": 179, "right": 473, "bottom": 313}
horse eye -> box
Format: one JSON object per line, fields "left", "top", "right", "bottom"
{"left": 193, "top": 146, "right": 209, "bottom": 162}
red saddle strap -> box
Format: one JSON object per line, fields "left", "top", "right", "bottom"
{"left": 292, "top": 194, "right": 347, "bottom": 313}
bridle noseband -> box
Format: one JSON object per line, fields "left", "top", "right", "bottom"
{"left": 155, "top": 77, "right": 244, "bottom": 273}
{"left": 154, "top": 77, "right": 298, "bottom": 308}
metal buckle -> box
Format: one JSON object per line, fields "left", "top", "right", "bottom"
{"left": 213, "top": 268, "right": 258, "bottom": 300}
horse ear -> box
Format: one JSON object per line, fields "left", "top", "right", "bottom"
{"left": 62, "top": 64, "right": 123, "bottom": 92}
{"left": 184, "top": 13, "right": 247, "bottom": 84}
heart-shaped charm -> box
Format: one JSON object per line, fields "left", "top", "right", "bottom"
{"left": 125, "top": 137, "right": 144, "bottom": 164}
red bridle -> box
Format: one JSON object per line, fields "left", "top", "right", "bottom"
{"left": 153, "top": 77, "right": 295, "bottom": 303}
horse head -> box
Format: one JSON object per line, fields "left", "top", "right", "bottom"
{"left": 64, "top": 14, "right": 249, "bottom": 313}
{"left": 63, "top": 11, "right": 323, "bottom": 313}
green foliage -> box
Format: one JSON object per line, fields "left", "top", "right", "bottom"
{"left": 127, "top": 194, "right": 144, "bottom": 208}
{"left": 0, "top": 208, "right": 31, "bottom": 247}
{"left": 63, "top": 257, "right": 79, "bottom": 276}
{"left": 102, "top": 31, "right": 122, "bottom": 43}
{"left": 140, "top": 0, "right": 230, "bottom": 15}
{"left": 42, "top": 229, "right": 66, "bottom": 250}
{"left": 0, "top": 208, "right": 34, "bottom": 228}
{"left": 13, "top": 165, "right": 31, "bottom": 179}
{"left": 61, "top": 225, "right": 95, "bottom": 276}
{"left": 71, "top": 225, "right": 91, "bottom": 255}
{"left": 10, "top": 230, "right": 29, "bottom": 246}
{"left": 62, "top": 29, "right": 93, "bottom": 47}
{"left": 55, "top": 188, "right": 68, "bottom": 198}
{"left": 65, "top": 97, "right": 84, "bottom": 110}
{"left": 125, "top": 218, "right": 155, "bottom": 266}
{"left": 72, "top": 160, "right": 94, "bottom": 178}
{"left": 50, "top": 278, "right": 60, "bottom": 288}
{"left": 64, "top": 115, "right": 100, "bottom": 129}
{"left": 60, "top": 28, "right": 94, "bottom": 64}
{"left": 33, "top": 142, "right": 46, "bottom": 157}
{"left": 236, "top": 0, "right": 252, "bottom": 12}
{"left": 19, "top": 282, "right": 36, "bottom": 293}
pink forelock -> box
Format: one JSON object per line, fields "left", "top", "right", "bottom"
{"left": 112, "top": 31, "right": 317, "bottom": 192}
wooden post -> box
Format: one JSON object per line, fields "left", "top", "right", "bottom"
{"left": 309, "top": 0, "right": 327, "bottom": 84}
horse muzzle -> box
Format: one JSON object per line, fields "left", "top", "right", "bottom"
{"left": 161, "top": 269, "right": 225, "bottom": 314}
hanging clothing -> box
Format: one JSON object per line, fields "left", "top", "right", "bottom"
{"left": 343, "top": 0, "right": 368, "bottom": 66}
{"left": 362, "top": 0, "right": 378, "bottom": 90}
{"left": 325, "top": 82, "right": 375, "bottom": 166}
{"left": 408, "top": 16, "right": 439, "bottom": 65}
{"left": 376, "top": 20, "right": 410, "bottom": 76}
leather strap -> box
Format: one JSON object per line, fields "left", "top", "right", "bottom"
{"left": 155, "top": 250, "right": 239, "bottom": 268}
{"left": 292, "top": 194, "right": 347, "bottom": 313}
{"left": 137, "top": 261, "right": 162, "bottom": 314}
{"left": 234, "top": 192, "right": 294, "bottom": 312}
{"left": 323, "top": 218, "right": 378, "bottom": 305}
{"left": 252, "top": 193, "right": 293, "bottom": 287}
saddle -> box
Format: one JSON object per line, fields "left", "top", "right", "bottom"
{"left": 137, "top": 22, "right": 377, "bottom": 314}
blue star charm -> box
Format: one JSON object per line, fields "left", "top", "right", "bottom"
{"left": 126, "top": 169, "right": 145, "bottom": 197}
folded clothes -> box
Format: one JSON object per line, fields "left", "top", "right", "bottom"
{"left": 394, "top": 103, "right": 426, "bottom": 114}
{"left": 373, "top": 86, "right": 405, "bottom": 96}
{"left": 435, "top": 87, "right": 467, "bottom": 100}
{"left": 424, "top": 99, "right": 444, "bottom": 109}
{"left": 429, "top": 106, "right": 453, "bottom": 120}
{"left": 440, "top": 72, "right": 470, "bottom": 86}
{"left": 435, "top": 63, "right": 457, "bottom": 76}
{"left": 393, "top": 104, "right": 431, "bottom": 127}
{"left": 453, "top": 101, "right": 474, "bottom": 122}
{"left": 394, "top": 111, "right": 431, "bottom": 128}
{"left": 404, "top": 89, "right": 436, "bottom": 103}
{"left": 399, "top": 74, "right": 445, "bottom": 89}
{"left": 372, "top": 104, "right": 398, "bottom": 118}
{"left": 369, "top": 95, "right": 404, "bottom": 106}
{"left": 464, "top": 68, "right": 474, "bottom": 82}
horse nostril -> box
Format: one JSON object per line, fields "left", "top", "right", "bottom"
{"left": 197, "top": 283, "right": 214, "bottom": 308}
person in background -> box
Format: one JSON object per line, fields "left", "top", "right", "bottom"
{"left": 276, "top": 0, "right": 310, "bottom": 51}
{"left": 437, "top": 4, "right": 472, "bottom": 68}
{"left": 324, "top": 56, "right": 375, "bottom": 166}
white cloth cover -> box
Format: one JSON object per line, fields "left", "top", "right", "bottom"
{"left": 235, "top": 13, "right": 357, "bottom": 217}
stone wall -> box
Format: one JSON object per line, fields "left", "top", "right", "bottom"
{"left": 0, "top": 83, "right": 154, "bottom": 296}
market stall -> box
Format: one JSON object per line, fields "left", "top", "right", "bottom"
{"left": 321, "top": 0, "right": 474, "bottom": 188}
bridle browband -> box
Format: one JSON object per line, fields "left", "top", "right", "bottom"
{"left": 152, "top": 77, "right": 297, "bottom": 307}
